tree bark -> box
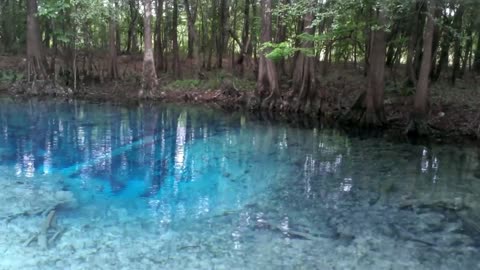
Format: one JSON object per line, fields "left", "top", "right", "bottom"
{"left": 126, "top": 0, "right": 139, "bottom": 54}
{"left": 348, "top": 8, "right": 386, "bottom": 126}
{"left": 256, "top": 0, "right": 279, "bottom": 110}
{"left": 140, "top": 0, "right": 158, "bottom": 97}
{"left": 291, "top": 12, "right": 318, "bottom": 115}
{"left": 407, "top": 0, "right": 435, "bottom": 136}
{"left": 474, "top": 31, "right": 480, "bottom": 73}
{"left": 433, "top": 12, "right": 452, "bottom": 81}
{"left": 217, "top": 0, "right": 228, "bottom": 68}
{"left": 429, "top": 4, "right": 442, "bottom": 79}
{"left": 184, "top": 0, "right": 200, "bottom": 76}
{"left": 451, "top": 4, "right": 464, "bottom": 85}
{"left": 184, "top": 0, "right": 198, "bottom": 60}
{"left": 26, "top": 0, "right": 48, "bottom": 80}
{"left": 239, "top": 0, "right": 250, "bottom": 75}
{"left": 172, "top": 0, "right": 181, "bottom": 78}
{"left": 109, "top": 11, "right": 119, "bottom": 80}
{"left": 461, "top": 24, "right": 473, "bottom": 77}
{"left": 155, "top": 0, "right": 164, "bottom": 72}
{"left": 405, "top": 1, "right": 422, "bottom": 86}
{"left": 365, "top": 9, "right": 387, "bottom": 126}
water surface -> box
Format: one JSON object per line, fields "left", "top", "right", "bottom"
{"left": 0, "top": 96, "right": 479, "bottom": 269}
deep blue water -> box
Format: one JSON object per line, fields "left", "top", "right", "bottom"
{"left": 0, "top": 96, "right": 479, "bottom": 269}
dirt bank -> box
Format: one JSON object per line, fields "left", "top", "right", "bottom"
{"left": 1, "top": 54, "right": 479, "bottom": 144}
{"left": 3, "top": 76, "right": 478, "bottom": 146}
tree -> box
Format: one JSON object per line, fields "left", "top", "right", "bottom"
{"left": 108, "top": 0, "right": 119, "bottom": 80}
{"left": 450, "top": 4, "right": 464, "bottom": 85}
{"left": 184, "top": 0, "right": 200, "bottom": 76}
{"left": 363, "top": 7, "right": 387, "bottom": 126}
{"left": 184, "top": 0, "right": 198, "bottom": 60}
{"left": 291, "top": 12, "right": 318, "bottom": 114}
{"left": 407, "top": 0, "right": 435, "bottom": 135}
{"left": 217, "top": 0, "right": 228, "bottom": 68}
{"left": 172, "top": 0, "right": 181, "bottom": 78}
{"left": 475, "top": 32, "right": 480, "bottom": 73}
{"left": 155, "top": 0, "right": 165, "bottom": 71}
{"left": 126, "top": 0, "right": 140, "bottom": 54}
{"left": 26, "top": 0, "right": 48, "bottom": 80}
{"left": 256, "top": 0, "right": 279, "bottom": 110}
{"left": 139, "top": 0, "right": 158, "bottom": 97}
{"left": 348, "top": 5, "right": 387, "bottom": 127}
{"left": 405, "top": 1, "right": 424, "bottom": 86}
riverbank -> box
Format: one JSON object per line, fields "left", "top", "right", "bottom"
{"left": 2, "top": 68, "right": 479, "bottom": 144}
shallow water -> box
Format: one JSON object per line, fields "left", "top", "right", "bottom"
{"left": 0, "top": 96, "right": 479, "bottom": 269}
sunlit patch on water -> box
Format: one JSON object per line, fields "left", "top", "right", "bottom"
{"left": 0, "top": 96, "right": 479, "bottom": 269}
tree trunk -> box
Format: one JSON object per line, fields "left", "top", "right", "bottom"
{"left": 184, "top": 0, "right": 200, "bottom": 76}
{"left": 407, "top": 0, "right": 435, "bottom": 136}
{"left": 239, "top": 0, "right": 250, "bottom": 75}
{"left": 275, "top": 0, "right": 288, "bottom": 77}
{"left": 429, "top": 4, "right": 442, "bottom": 79}
{"left": 363, "top": 7, "right": 372, "bottom": 77}
{"left": 155, "top": 0, "right": 164, "bottom": 72}
{"left": 256, "top": 0, "right": 279, "bottom": 110}
{"left": 291, "top": 12, "right": 318, "bottom": 114}
{"left": 43, "top": 19, "right": 52, "bottom": 49}
{"left": 385, "top": 23, "right": 399, "bottom": 67}
{"left": 461, "top": 25, "right": 473, "bottom": 77}
{"left": 184, "top": 0, "right": 198, "bottom": 60}
{"left": 365, "top": 9, "right": 387, "bottom": 126}
{"left": 126, "top": 0, "right": 139, "bottom": 54}
{"left": 163, "top": 1, "right": 170, "bottom": 72}
{"left": 140, "top": 0, "right": 158, "bottom": 97}
{"left": 348, "top": 8, "right": 386, "bottom": 127}
{"left": 109, "top": 13, "right": 119, "bottom": 80}
{"left": 172, "top": 0, "right": 181, "bottom": 78}
{"left": 207, "top": 0, "right": 217, "bottom": 70}
{"left": 433, "top": 12, "right": 452, "bottom": 81}
{"left": 405, "top": 1, "right": 422, "bottom": 86}
{"left": 26, "top": 0, "right": 48, "bottom": 81}
{"left": 413, "top": 4, "right": 427, "bottom": 80}
{"left": 451, "top": 5, "right": 464, "bottom": 85}
{"left": 474, "top": 32, "right": 480, "bottom": 73}
{"left": 217, "top": 0, "right": 228, "bottom": 68}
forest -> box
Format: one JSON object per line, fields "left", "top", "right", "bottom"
{"left": 0, "top": 0, "right": 479, "bottom": 138}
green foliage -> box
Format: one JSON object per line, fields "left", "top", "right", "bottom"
{"left": 38, "top": 0, "right": 109, "bottom": 48}
{"left": 165, "top": 79, "right": 202, "bottom": 90}
{"left": 0, "top": 70, "right": 23, "bottom": 83}
{"left": 164, "top": 76, "right": 256, "bottom": 92}
{"left": 260, "top": 42, "right": 296, "bottom": 61}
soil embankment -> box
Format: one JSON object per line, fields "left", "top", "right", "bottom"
{"left": 1, "top": 56, "right": 479, "bottom": 144}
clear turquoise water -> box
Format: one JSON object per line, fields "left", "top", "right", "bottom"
{"left": 0, "top": 96, "right": 479, "bottom": 269}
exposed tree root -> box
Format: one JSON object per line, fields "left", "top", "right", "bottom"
{"left": 261, "top": 93, "right": 279, "bottom": 111}
{"left": 220, "top": 79, "right": 241, "bottom": 97}
{"left": 9, "top": 80, "right": 73, "bottom": 96}
{"left": 405, "top": 115, "right": 432, "bottom": 136}
{"left": 344, "top": 91, "right": 386, "bottom": 128}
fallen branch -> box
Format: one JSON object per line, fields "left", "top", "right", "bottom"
{"left": 3, "top": 208, "right": 45, "bottom": 223}
{"left": 23, "top": 208, "right": 65, "bottom": 249}
{"left": 48, "top": 227, "right": 65, "bottom": 246}
{"left": 38, "top": 210, "right": 56, "bottom": 249}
